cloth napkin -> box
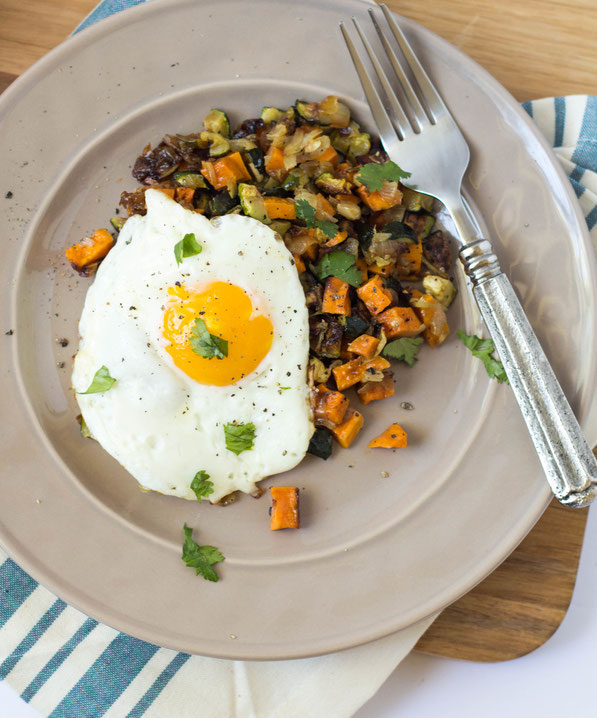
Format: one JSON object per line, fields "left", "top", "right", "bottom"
{"left": 1, "top": 1, "right": 597, "bottom": 715}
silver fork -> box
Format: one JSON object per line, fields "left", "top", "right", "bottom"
{"left": 341, "top": 4, "right": 597, "bottom": 509}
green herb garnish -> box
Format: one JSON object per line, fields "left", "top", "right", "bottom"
{"left": 181, "top": 524, "right": 224, "bottom": 582}
{"left": 457, "top": 331, "right": 509, "bottom": 384}
{"left": 224, "top": 422, "right": 256, "bottom": 455}
{"left": 78, "top": 366, "right": 116, "bottom": 394}
{"left": 315, "top": 250, "right": 362, "bottom": 287}
{"left": 382, "top": 337, "right": 424, "bottom": 367}
{"left": 189, "top": 318, "right": 228, "bottom": 360}
{"left": 76, "top": 414, "right": 92, "bottom": 438}
{"left": 190, "top": 471, "right": 214, "bottom": 501}
{"left": 356, "top": 160, "right": 411, "bottom": 192}
{"left": 174, "top": 232, "right": 202, "bottom": 266}
{"left": 294, "top": 198, "right": 338, "bottom": 238}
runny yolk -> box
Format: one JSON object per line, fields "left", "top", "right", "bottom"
{"left": 163, "top": 282, "right": 273, "bottom": 386}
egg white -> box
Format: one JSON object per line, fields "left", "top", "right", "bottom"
{"left": 72, "top": 189, "right": 313, "bottom": 503}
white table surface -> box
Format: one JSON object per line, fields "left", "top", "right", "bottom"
{"left": 2, "top": 504, "right": 596, "bottom": 717}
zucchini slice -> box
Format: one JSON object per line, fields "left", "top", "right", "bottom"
{"left": 200, "top": 131, "right": 231, "bottom": 157}
{"left": 401, "top": 187, "right": 434, "bottom": 212}
{"left": 203, "top": 109, "right": 230, "bottom": 138}
{"left": 238, "top": 183, "right": 270, "bottom": 223}
{"left": 173, "top": 171, "right": 208, "bottom": 189}
{"left": 260, "top": 107, "right": 284, "bottom": 124}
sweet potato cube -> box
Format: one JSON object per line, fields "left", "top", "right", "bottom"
{"left": 265, "top": 146, "right": 286, "bottom": 173}
{"left": 322, "top": 277, "right": 351, "bottom": 315}
{"left": 377, "top": 306, "right": 424, "bottom": 339}
{"left": 270, "top": 487, "right": 300, "bottom": 530}
{"left": 356, "top": 275, "right": 392, "bottom": 315}
{"left": 357, "top": 373, "right": 395, "bottom": 405}
{"left": 331, "top": 407, "right": 364, "bottom": 448}
{"left": 65, "top": 228, "right": 114, "bottom": 273}
{"left": 332, "top": 356, "right": 391, "bottom": 391}
{"left": 264, "top": 196, "right": 296, "bottom": 220}
{"left": 292, "top": 253, "right": 306, "bottom": 274}
{"left": 357, "top": 183, "right": 402, "bottom": 211}
{"left": 369, "top": 423, "right": 408, "bottom": 449}
{"left": 347, "top": 334, "right": 380, "bottom": 359}
{"left": 312, "top": 384, "right": 349, "bottom": 427}
{"left": 412, "top": 294, "right": 450, "bottom": 348}
{"left": 395, "top": 241, "right": 423, "bottom": 277}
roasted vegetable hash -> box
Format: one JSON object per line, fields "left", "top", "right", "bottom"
{"left": 67, "top": 95, "right": 457, "bottom": 459}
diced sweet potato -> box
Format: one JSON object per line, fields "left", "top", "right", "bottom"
{"left": 322, "top": 277, "right": 351, "bottom": 315}
{"left": 292, "top": 253, "right": 306, "bottom": 274}
{"left": 312, "top": 384, "right": 349, "bottom": 427}
{"left": 264, "top": 196, "right": 296, "bottom": 220}
{"left": 412, "top": 294, "right": 450, "bottom": 348}
{"left": 347, "top": 334, "right": 380, "bottom": 359}
{"left": 357, "top": 183, "right": 402, "bottom": 211}
{"left": 367, "top": 262, "right": 395, "bottom": 277}
{"left": 369, "top": 423, "right": 407, "bottom": 449}
{"left": 332, "top": 356, "right": 391, "bottom": 391}
{"left": 331, "top": 407, "right": 364, "bottom": 448}
{"left": 265, "top": 146, "right": 286, "bottom": 173}
{"left": 355, "top": 258, "right": 368, "bottom": 282}
{"left": 357, "top": 373, "right": 395, "bottom": 405}
{"left": 65, "top": 228, "right": 114, "bottom": 274}
{"left": 356, "top": 275, "right": 393, "bottom": 315}
{"left": 325, "top": 230, "right": 348, "bottom": 247}
{"left": 316, "top": 193, "right": 336, "bottom": 217}
{"left": 201, "top": 152, "right": 251, "bottom": 190}
{"left": 318, "top": 145, "right": 339, "bottom": 165}
{"left": 395, "top": 241, "right": 422, "bottom": 277}
{"left": 174, "top": 187, "right": 195, "bottom": 204}
{"left": 377, "top": 306, "right": 424, "bottom": 339}
{"left": 270, "top": 487, "right": 300, "bottom": 530}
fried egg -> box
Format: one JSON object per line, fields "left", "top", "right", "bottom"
{"left": 72, "top": 189, "right": 313, "bottom": 503}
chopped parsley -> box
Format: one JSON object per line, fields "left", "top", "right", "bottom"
{"left": 294, "top": 198, "right": 338, "bottom": 238}
{"left": 189, "top": 318, "right": 228, "bottom": 360}
{"left": 457, "top": 330, "right": 509, "bottom": 384}
{"left": 190, "top": 471, "right": 214, "bottom": 501}
{"left": 316, "top": 250, "right": 362, "bottom": 287}
{"left": 78, "top": 365, "right": 116, "bottom": 394}
{"left": 174, "top": 232, "right": 202, "bottom": 265}
{"left": 181, "top": 524, "right": 225, "bottom": 582}
{"left": 224, "top": 422, "right": 256, "bottom": 455}
{"left": 356, "top": 160, "right": 411, "bottom": 192}
{"left": 382, "top": 337, "right": 424, "bottom": 367}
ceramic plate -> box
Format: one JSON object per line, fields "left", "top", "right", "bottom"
{"left": 1, "top": 0, "right": 596, "bottom": 660}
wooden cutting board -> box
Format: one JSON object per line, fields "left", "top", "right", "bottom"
{"left": 0, "top": 0, "right": 592, "bottom": 663}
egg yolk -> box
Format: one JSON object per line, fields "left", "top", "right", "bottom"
{"left": 163, "top": 282, "right": 273, "bottom": 386}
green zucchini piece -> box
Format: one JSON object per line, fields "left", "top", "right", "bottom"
{"left": 194, "top": 191, "right": 210, "bottom": 213}
{"left": 261, "top": 107, "right": 284, "bottom": 124}
{"left": 315, "top": 172, "right": 347, "bottom": 194}
{"left": 401, "top": 187, "right": 434, "bottom": 212}
{"left": 383, "top": 221, "right": 417, "bottom": 243}
{"left": 356, "top": 222, "right": 374, "bottom": 252}
{"left": 200, "top": 131, "right": 231, "bottom": 157}
{"left": 203, "top": 109, "right": 230, "bottom": 138}
{"left": 110, "top": 216, "right": 126, "bottom": 231}
{"left": 238, "top": 183, "right": 269, "bottom": 223}
{"left": 209, "top": 191, "right": 238, "bottom": 216}
{"left": 173, "top": 171, "right": 208, "bottom": 189}
{"left": 307, "top": 427, "right": 333, "bottom": 460}
{"left": 294, "top": 100, "right": 318, "bottom": 124}
{"left": 268, "top": 220, "right": 291, "bottom": 236}
{"left": 343, "top": 315, "right": 370, "bottom": 340}
{"left": 330, "top": 121, "right": 371, "bottom": 161}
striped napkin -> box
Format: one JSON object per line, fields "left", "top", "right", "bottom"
{"left": 1, "top": 2, "right": 597, "bottom": 715}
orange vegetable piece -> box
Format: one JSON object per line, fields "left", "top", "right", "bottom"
{"left": 322, "top": 277, "right": 351, "bottom": 315}
{"left": 174, "top": 187, "right": 195, "bottom": 204}
{"left": 65, "top": 228, "right": 114, "bottom": 273}
{"left": 331, "top": 407, "right": 364, "bottom": 448}
{"left": 357, "top": 183, "right": 402, "bottom": 211}
{"left": 413, "top": 294, "right": 450, "bottom": 348}
{"left": 357, "top": 373, "right": 395, "bottom": 405}
{"left": 377, "top": 306, "right": 424, "bottom": 339}
{"left": 367, "top": 262, "right": 395, "bottom": 277}
{"left": 318, "top": 145, "right": 339, "bottom": 165}
{"left": 369, "top": 423, "right": 407, "bottom": 449}
{"left": 313, "top": 384, "right": 349, "bottom": 426}
{"left": 325, "top": 230, "right": 348, "bottom": 247}
{"left": 264, "top": 196, "right": 296, "bottom": 220}
{"left": 347, "top": 334, "right": 380, "bottom": 359}
{"left": 332, "top": 356, "right": 391, "bottom": 391}
{"left": 265, "top": 146, "right": 286, "bottom": 173}
{"left": 154, "top": 187, "right": 176, "bottom": 199}
{"left": 355, "top": 258, "right": 368, "bottom": 282}
{"left": 395, "top": 241, "right": 423, "bottom": 277}
{"left": 292, "top": 253, "right": 306, "bottom": 274}
{"left": 201, "top": 152, "right": 251, "bottom": 190}
{"left": 270, "top": 487, "right": 300, "bottom": 530}
{"left": 316, "top": 193, "right": 336, "bottom": 217}
{"left": 335, "top": 192, "right": 360, "bottom": 205}
{"left": 356, "top": 275, "right": 393, "bottom": 315}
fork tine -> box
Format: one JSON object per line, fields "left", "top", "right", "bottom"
{"left": 339, "top": 21, "right": 404, "bottom": 146}
{"left": 379, "top": 4, "right": 447, "bottom": 120}
{"left": 351, "top": 19, "right": 412, "bottom": 139}
{"left": 367, "top": 9, "right": 429, "bottom": 130}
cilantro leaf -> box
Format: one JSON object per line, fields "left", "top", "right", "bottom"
{"left": 174, "top": 232, "right": 202, "bottom": 266}
{"left": 382, "top": 337, "right": 424, "bottom": 367}
{"left": 316, "top": 250, "right": 362, "bottom": 287}
{"left": 190, "top": 470, "right": 214, "bottom": 501}
{"left": 182, "top": 524, "right": 225, "bottom": 582}
{"left": 356, "top": 160, "right": 412, "bottom": 192}
{"left": 224, "top": 422, "right": 256, "bottom": 455}
{"left": 457, "top": 330, "right": 509, "bottom": 384}
{"left": 78, "top": 365, "right": 116, "bottom": 394}
{"left": 189, "top": 318, "right": 228, "bottom": 360}
{"left": 294, "top": 198, "right": 338, "bottom": 239}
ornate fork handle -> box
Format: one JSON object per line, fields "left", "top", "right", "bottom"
{"left": 459, "top": 237, "right": 597, "bottom": 507}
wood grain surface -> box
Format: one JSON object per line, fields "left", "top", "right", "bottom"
{"left": 1, "top": 0, "right": 595, "bottom": 662}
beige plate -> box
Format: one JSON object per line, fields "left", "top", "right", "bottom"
{"left": 1, "top": 0, "right": 596, "bottom": 660}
